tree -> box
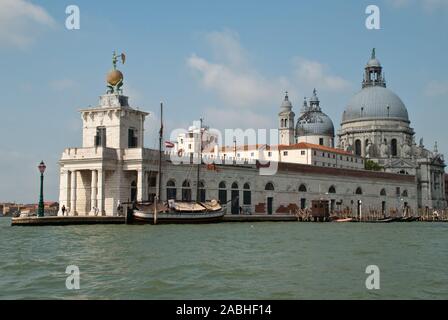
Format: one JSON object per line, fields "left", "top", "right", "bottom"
{"left": 365, "top": 159, "right": 383, "bottom": 171}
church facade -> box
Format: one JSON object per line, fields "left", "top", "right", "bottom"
{"left": 57, "top": 50, "right": 446, "bottom": 217}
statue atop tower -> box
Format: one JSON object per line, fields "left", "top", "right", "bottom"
{"left": 106, "top": 51, "right": 126, "bottom": 94}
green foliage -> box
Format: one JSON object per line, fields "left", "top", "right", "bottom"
{"left": 365, "top": 159, "right": 383, "bottom": 171}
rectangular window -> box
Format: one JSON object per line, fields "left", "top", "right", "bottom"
{"left": 128, "top": 128, "right": 138, "bottom": 148}
{"left": 219, "top": 189, "right": 227, "bottom": 204}
{"left": 300, "top": 198, "right": 306, "bottom": 209}
{"left": 283, "top": 151, "right": 288, "bottom": 156}
{"left": 396, "top": 187, "right": 401, "bottom": 196}
{"left": 243, "top": 190, "right": 251, "bottom": 205}
{"left": 301, "top": 151, "right": 305, "bottom": 155}
{"left": 319, "top": 138, "right": 324, "bottom": 145}
{"left": 95, "top": 127, "right": 106, "bottom": 147}
{"left": 268, "top": 152, "right": 272, "bottom": 157}
{"left": 327, "top": 154, "right": 330, "bottom": 158}
{"left": 148, "top": 172, "right": 157, "bottom": 187}
{"left": 313, "top": 150, "right": 317, "bottom": 156}
{"left": 188, "top": 144, "right": 192, "bottom": 150}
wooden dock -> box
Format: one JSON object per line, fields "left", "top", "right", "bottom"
{"left": 223, "top": 214, "right": 298, "bottom": 222}
{"left": 11, "top": 216, "right": 125, "bottom": 226}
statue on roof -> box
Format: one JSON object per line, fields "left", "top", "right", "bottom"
{"left": 107, "top": 51, "right": 126, "bottom": 94}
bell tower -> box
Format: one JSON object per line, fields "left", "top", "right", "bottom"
{"left": 278, "top": 92, "right": 295, "bottom": 145}
{"left": 362, "top": 48, "right": 386, "bottom": 88}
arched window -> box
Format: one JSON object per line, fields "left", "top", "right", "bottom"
{"left": 328, "top": 186, "right": 336, "bottom": 194}
{"left": 198, "top": 181, "right": 206, "bottom": 202}
{"left": 265, "top": 182, "right": 274, "bottom": 191}
{"left": 130, "top": 181, "right": 137, "bottom": 202}
{"left": 391, "top": 139, "right": 398, "bottom": 156}
{"left": 182, "top": 180, "right": 191, "bottom": 201}
{"left": 243, "top": 183, "right": 251, "bottom": 205}
{"left": 355, "top": 187, "right": 363, "bottom": 195}
{"left": 218, "top": 181, "right": 227, "bottom": 204}
{"left": 299, "top": 184, "right": 307, "bottom": 192}
{"left": 380, "top": 188, "right": 387, "bottom": 196}
{"left": 231, "top": 182, "right": 239, "bottom": 189}
{"left": 166, "top": 180, "right": 176, "bottom": 200}
{"left": 402, "top": 190, "right": 408, "bottom": 197}
{"left": 355, "top": 140, "right": 362, "bottom": 156}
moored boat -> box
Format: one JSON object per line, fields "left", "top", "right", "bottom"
{"left": 334, "top": 217, "right": 353, "bottom": 222}
{"left": 131, "top": 200, "right": 225, "bottom": 224}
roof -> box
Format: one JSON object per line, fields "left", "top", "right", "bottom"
{"left": 219, "top": 142, "right": 356, "bottom": 156}
{"left": 278, "top": 142, "right": 356, "bottom": 156}
{"left": 220, "top": 144, "right": 274, "bottom": 152}
{"left": 342, "top": 86, "right": 409, "bottom": 124}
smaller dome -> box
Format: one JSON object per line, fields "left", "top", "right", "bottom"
{"left": 279, "top": 92, "right": 293, "bottom": 113}
{"left": 281, "top": 98, "right": 292, "bottom": 110}
{"left": 367, "top": 58, "right": 381, "bottom": 68}
{"left": 107, "top": 69, "right": 123, "bottom": 86}
{"left": 296, "top": 111, "right": 334, "bottom": 137}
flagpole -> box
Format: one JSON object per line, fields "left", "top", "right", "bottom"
{"left": 158, "top": 102, "right": 163, "bottom": 201}
{"left": 196, "top": 118, "right": 203, "bottom": 203}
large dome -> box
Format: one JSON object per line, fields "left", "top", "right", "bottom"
{"left": 342, "top": 86, "right": 409, "bottom": 124}
{"left": 296, "top": 111, "right": 335, "bottom": 137}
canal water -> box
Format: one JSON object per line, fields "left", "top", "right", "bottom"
{"left": 0, "top": 217, "right": 447, "bottom": 299}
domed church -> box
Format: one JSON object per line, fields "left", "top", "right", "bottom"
{"left": 338, "top": 49, "right": 446, "bottom": 209}
{"left": 278, "top": 89, "right": 335, "bottom": 147}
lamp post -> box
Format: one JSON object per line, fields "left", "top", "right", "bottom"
{"left": 37, "top": 161, "right": 46, "bottom": 217}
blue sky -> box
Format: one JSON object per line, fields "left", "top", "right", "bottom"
{"left": 0, "top": 0, "right": 447, "bottom": 203}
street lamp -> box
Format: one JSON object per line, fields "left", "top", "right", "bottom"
{"left": 37, "top": 161, "right": 46, "bottom": 217}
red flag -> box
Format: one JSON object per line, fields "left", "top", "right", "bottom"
{"left": 165, "top": 141, "right": 175, "bottom": 148}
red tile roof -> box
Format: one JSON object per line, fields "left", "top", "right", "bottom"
{"left": 278, "top": 142, "right": 356, "bottom": 156}
{"left": 219, "top": 142, "right": 356, "bottom": 156}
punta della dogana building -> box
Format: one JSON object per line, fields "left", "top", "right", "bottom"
{"left": 57, "top": 50, "right": 446, "bottom": 217}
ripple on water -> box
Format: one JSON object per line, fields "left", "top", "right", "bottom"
{"left": 1, "top": 219, "right": 448, "bottom": 299}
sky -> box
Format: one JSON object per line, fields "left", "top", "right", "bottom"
{"left": 0, "top": 0, "right": 447, "bottom": 203}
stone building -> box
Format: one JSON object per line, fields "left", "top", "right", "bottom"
{"left": 57, "top": 50, "right": 446, "bottom": 217}
{"left": 338, "top": 49, "right": 446, "bottom": 209}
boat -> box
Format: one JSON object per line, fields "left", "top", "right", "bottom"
{"left": 130, "top": 104, "right": 225, "bottom": 224}
{"left": 334, "top": 217, "right": 353, "bottom": 222}
{"left": 375, "top": 217, "right": 394, "bottom": 223}
{"left": 132, "top": 199, "right": 225, "bottom": 224}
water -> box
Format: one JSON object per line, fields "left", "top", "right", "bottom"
{"left": 0, "top": 217, "right": 447, "bottom": 300}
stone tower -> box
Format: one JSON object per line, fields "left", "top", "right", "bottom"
{"left": 278, "top": 92, "right": 295, "bottom": 145}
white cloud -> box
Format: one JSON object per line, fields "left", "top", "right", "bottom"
{"left": 203, "top": 107, "right": 273, "bottom": 130}
{"left": 0, "top": 0, "right": 55, "bottom": 47}
{"left": 293, "top": 57, "right": 351, "bottom": 92}
{"left": 187, "top": 54, "right": 286, "bottom": 108}
{"left": 187, "top": 30, "right": 350, "bottom": 110}
{"left": 424, "top": 81, "right": 448, "bottom": 97}
{"left": 204, "top": 29, "right": 248, "bottom": 68}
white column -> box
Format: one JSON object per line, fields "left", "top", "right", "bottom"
{"left": 58, "top": 170, "right": 70, "bottom": 216}
{"left": 98, "top": 169, "right": 105, "bottom": 215}
{"left": 90, "top": 170, "right": 98, "bottom": 215}
{"left": 70, "top": 170, "right": 77, "bottom": 216}
{"left": 137, "top": 169, "right": 145, "bottom": 202}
